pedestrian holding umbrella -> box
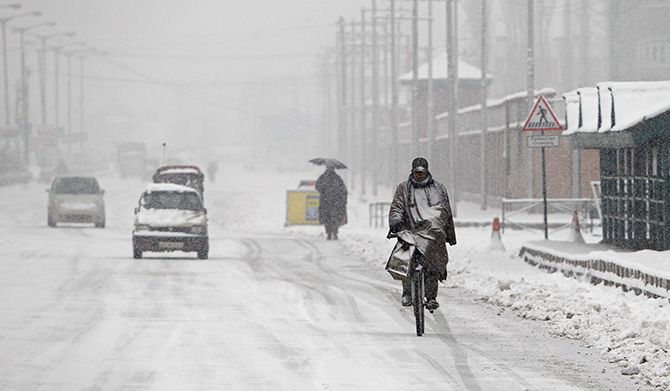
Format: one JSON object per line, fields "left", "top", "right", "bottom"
{"left": 309, "top": 158, "right": 348, "bottom": 240}
{"left": 308, "top": 157, "right": 348, "bottom": 170}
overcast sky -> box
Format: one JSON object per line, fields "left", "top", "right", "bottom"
{"left": 21, "top": 0, "right": 364, "bottom": 81}
{"left": 6, "top": 1, "right": 366, "bottom": 153}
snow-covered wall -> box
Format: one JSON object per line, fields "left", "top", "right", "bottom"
{"left": 519, "top": 243, "right": 670, "bottom": 300}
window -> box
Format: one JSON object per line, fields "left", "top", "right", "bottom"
{"left": 640, "top": 39, "right": 670, "bottom": 67}
{"left": 52, "top": 177, "right": 100, "bottom": 194}
{"left": 651, "top": 146, "right": 659, "bottom": 177}
{"left": 142, "top": 191, "right": 203, "bottom": 211}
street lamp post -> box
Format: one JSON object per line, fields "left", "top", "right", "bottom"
{"left": 77, "top": 50, "right": 102, "bottom": 147}
{"left": 0, "top": 9, "right": 39, "bottom": 127}
{"left": 63, "top": 46, "right": 90, "bottom": 139}
{"left": 32, "top": 31, "right": 75, "bottom": 125}
{"left": 13, "top": 20, "right": 56, "bottom": 165}
{"left": 0, "top": 3, "right": 20, "bottom": 125}
{"left": 47, "top": 41, "right": 83, "bottom": 133}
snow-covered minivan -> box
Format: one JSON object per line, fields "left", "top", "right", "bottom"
{"left": 132, "top": 183, "right": 208, "bottom": 259}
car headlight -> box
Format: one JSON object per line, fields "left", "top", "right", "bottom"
{"left": 191, "top": 225, "right": 207, "bottom": 234}
{"left": 135, "top": 224, "right": 151, "bottom": 231}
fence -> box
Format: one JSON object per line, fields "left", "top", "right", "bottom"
{"left": 501, "top": 198, "right": 598, "bottom": 233}
{"left": 369, "top": 202, "right": 390, "bottom": 229}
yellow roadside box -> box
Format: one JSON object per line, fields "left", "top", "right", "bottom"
{"left": 285, "top": 180, "right": 320, "bottom": 226}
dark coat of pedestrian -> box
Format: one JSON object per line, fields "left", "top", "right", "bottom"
{"left": 315, "top": 167, "right": 348, "bottom": 240}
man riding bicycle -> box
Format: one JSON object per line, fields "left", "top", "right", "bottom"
{"left": 388, "top": 157, "right": 456, "bottom": 311}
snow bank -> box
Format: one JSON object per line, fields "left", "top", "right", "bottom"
{"left": 223, "top": 165, "right": 670, "bottom": 389}
{"left": 339, "top": 222, "right": 670, "bottom": 390}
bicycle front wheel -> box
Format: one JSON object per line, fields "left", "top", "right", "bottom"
{"left": 411, "top": 270, "right": 425, "bottom": 336}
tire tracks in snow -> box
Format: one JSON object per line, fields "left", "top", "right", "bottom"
{"left": 298, "top": 238, "right": 538, "bottom": 391}
{"left": 241, "top": 238, "right": 337, "bottom": 309}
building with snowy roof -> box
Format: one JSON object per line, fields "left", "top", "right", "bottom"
{"left": 563, "top": 81, "right": 670, "bottom": 250}
{"left": 398, "top": 53, "right": 491, "bottom": 138}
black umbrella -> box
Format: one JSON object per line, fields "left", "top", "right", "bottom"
{"left": 308, "top": 157, "right": 347, "bottom": 169}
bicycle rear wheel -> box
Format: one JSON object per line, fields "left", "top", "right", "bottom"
{"left": 411, "top": 270, "right": 425, "bottom": 336}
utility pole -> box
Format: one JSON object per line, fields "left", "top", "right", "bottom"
{"left": 322, "top": 49, "right": 333, "bottom": 156}
{"left": 446, "top": 0, "right": 459, "bottom": 217}
{"left": 78, "top": 54, "right": 85, "bottom": 135}
{"left": 526, "top": 0, "right": 535, "bottom": 198}
{"left": 1, "top": 19, "right": 9, "bottom": 126}
{"left": 349, "top": 20, "right": 357, "bottom": 191}
{"left": 480, "top": 0, "right": 488, "bottom": 210}
{"left": 38, "top": 37, "right": 47, "bottom": 125}
{"left": 390, "top": 0, "right": 399, "bottom": 185}
{"left": 54, "top": 47, "right": 60, "bottom": 128}
{"left": 579, "top": 0, "right": 590, "bottom": 85}
{"left": 359, "top": 9, "right": 367, "bottom": 195}
{"left": 562, "top": 0, "right": 572, "bottom": 89}
{"left": 410, "top": 0, "right": 419, "bottom": 158}
{"left": 426, "top": 0, "right": 435, "bottom": 163}
{"left": 67, "top": 53, "right": 72, "bottom": 134}
{"left": 566, "top": 0, "right": 580, "bottom": 199}
{"left": 336, "top": 18, "right": 347, "bottom": 161}
{"left": 18, "top": 28, "right": 28, "bottom": 165}
{"left": 371, "top": 0, "right": 379, "bottom": 196}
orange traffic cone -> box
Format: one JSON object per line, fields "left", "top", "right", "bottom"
{"left": 566, "top": 210, "right": 585, "bottom": 243}
{"left": 488, "top": 217, "right": 506, "bottom": 251}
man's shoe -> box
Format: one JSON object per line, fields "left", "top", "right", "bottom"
{"left": 332, "top": 233, "right": 338, "bottom": 240}
{"left": 400, "top": 294, "right": 412, "bottom": 306}
{"left": 326, "top": 233, "right": 332, "bottom": 240}
{"left": 425, "top": 299, "right": 439, "bottom": 311}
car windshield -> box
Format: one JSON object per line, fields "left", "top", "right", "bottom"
{"left": 52, "top": 177, "right": 100, "bottom": 194}
{"left": 155, "top": 173, "right": 201, "bottom": 187}
{"left": 142, "top": 191, "right": 202, "bottom": 211}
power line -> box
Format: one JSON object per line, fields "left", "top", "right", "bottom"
{"left": 110, "top": 52, "right": 317, "bottom": 61}
{"left": 91, "top": 23, "right": 333, "bottom": 48}
{"left": 71, "top": 73, "right": 318, "bottom": 87}
{"left": 96, "top": 55, "right": 264, "bottom": 117}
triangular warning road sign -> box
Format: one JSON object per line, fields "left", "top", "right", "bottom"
{"left": 522, "top": 95, "right": 563, "bottom": 131}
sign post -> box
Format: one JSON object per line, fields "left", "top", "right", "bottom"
{"left": 522, "top": 95, "right": 563, "bottom": 239}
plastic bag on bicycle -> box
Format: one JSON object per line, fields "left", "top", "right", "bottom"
{"left": 387, "top": 229, "right": 448, "bottom": 282}
{"left": 385, "top": 239, "right": 415, "bottom": 280}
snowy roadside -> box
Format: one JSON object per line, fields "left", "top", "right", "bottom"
{"left": 335, "top": 217, "right": 670, "bottom": 390}
{"left": 220, "top": 166, "right": 669, "bottom": 390}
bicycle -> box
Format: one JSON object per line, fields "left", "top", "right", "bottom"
{"left": 386, "top": 230, "right": 436, "bottom": 337}
{"left": 410, "top": 257, "right": 426, "bottom": 336}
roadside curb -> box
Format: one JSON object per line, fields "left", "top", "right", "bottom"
{"left": 518, "top": 243, "right": 670, "bottom": 300}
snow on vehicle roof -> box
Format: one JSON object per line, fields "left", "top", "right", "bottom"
{"left": 159, "top": 168, "right": 201, "bottom": 175}
{"left": 145, "top": 183, "right": 199, "bottom": 193}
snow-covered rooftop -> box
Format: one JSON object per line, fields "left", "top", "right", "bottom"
{"left": 398, "top": 52, "right": 491, "bottom": 82}
{"left": 563, "top": 81, "right": 670, "bottom": 135}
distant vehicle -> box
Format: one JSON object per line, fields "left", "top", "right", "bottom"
{"left": 116, "top": 142, "right": 147, "bottom": 178}
{"left": 47, "top": 176, "right": 105, "bottom": 228}
{"left": 152, "top": 165, "right": 205, "bottom": 201}
{"left": 132, "top": 183, "right": 208, "bottom": 259}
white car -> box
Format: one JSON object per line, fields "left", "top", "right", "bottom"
{"left": 132, "top": 183, "right": 209, "bottom": 259}
{"left": 47, "top": 176, "right": 105, "bottom": 228}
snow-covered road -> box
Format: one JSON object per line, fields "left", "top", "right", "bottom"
{"left": 0, "top": 166, "right": 651, "bottom": 390}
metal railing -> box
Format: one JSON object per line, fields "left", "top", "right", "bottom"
{"left": 502, "top": 198, "right": 598, "bottom": 233}
{"left": 369, "top": 202, "right": 391, "bottom": 228}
